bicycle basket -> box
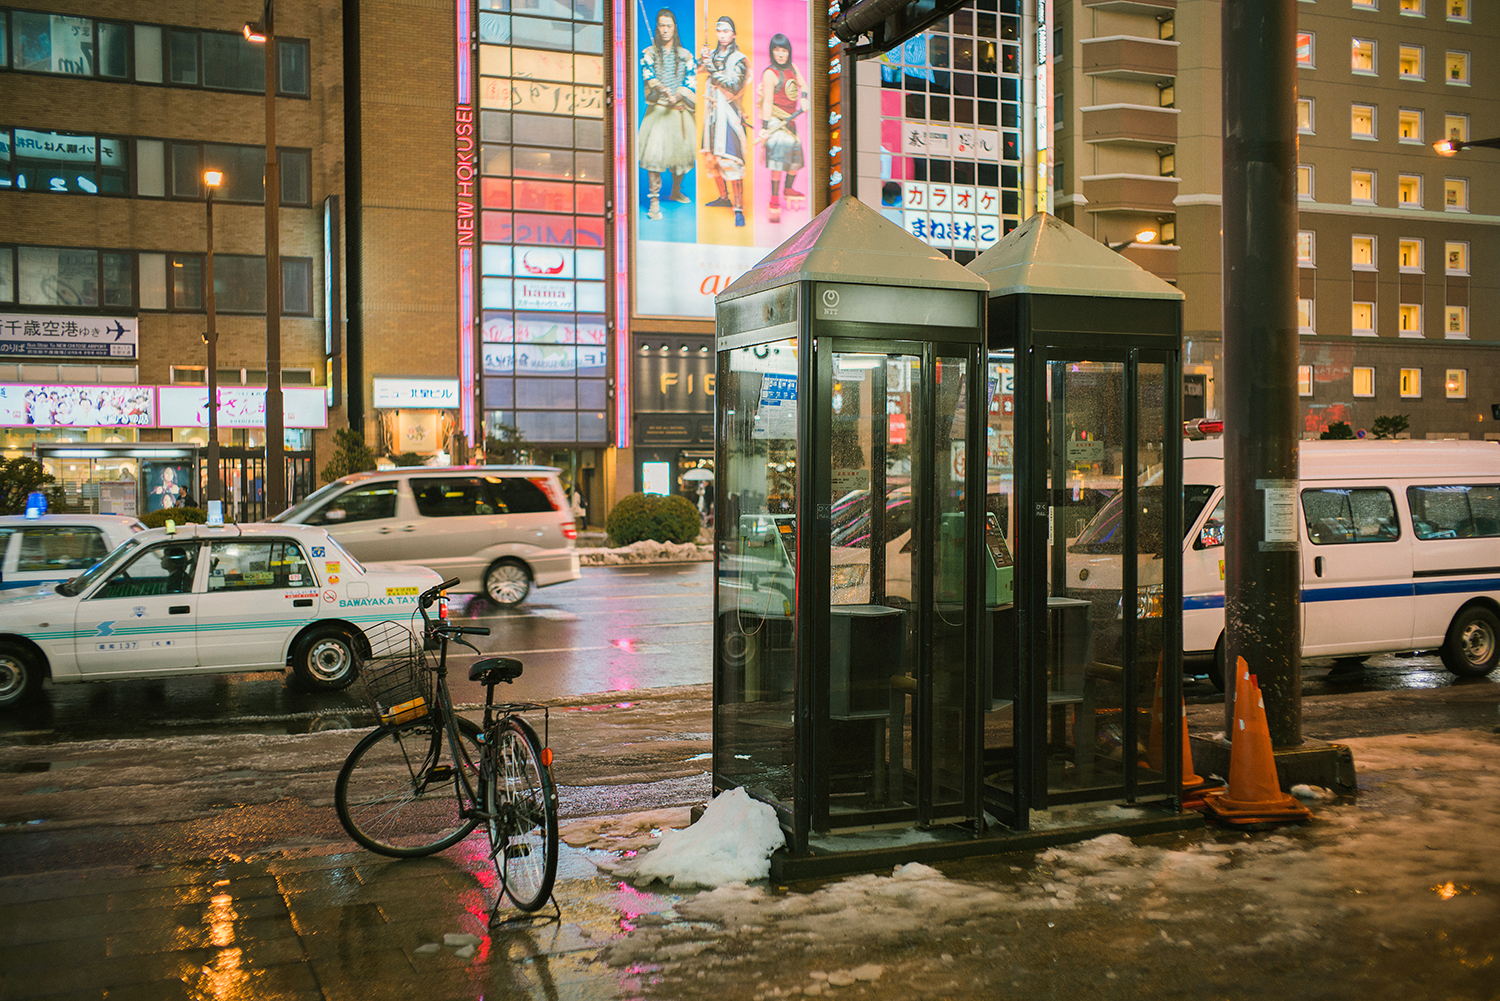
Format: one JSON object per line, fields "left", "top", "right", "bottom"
{"left": 358, "top": 621, "right": 431, "bottom": 725}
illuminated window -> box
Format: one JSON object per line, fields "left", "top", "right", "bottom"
{"left": 1445, "top": 177, "right": 1468, "bottom": 211}
{"left": 1158, "top": 83, "right": 1175, "bottom": 108}
{"left": 1448, "top": 0, "right": 1468, "bottom": 21}
{"left": 1297, "top": 32, "right": 1315, "bottom": 67}
{"left": 1399, "top": 45, "right": 1423, "bottom": 78}
{"left": 1446, "top": 51, "right": 1469, "bottom": 84}
{"left": 1159, "top": 151, "right": 1175, "bottom": 176}
{"left": 1351, "top": 170, "right": 1374, "bottom": 202}
{"left": 1400, "top": 368, "right": 1421, "bottom": 398}
{"left": 1352, "top": 39, "right": 1376, "bottom": 73}
{"left": 1158, "top": 18, "right": 1174, "bottom": 40}
{"left": 1353, "top": 0, "right": 1377, "bottom": 8}
{"left": 1351, "top": 104, "right": 1376, "bottom": 137}
{"left": 1297, "top": 98, "right": 1315, "bottom": 133}
{"left": 1352, "top": 236, "right": 1375, "bottom": 268}
{"left": 1398, "top": 109, "right": 1423, "bottom": 142}
{"left": 1446, "top": 306, "right": 1468, "bottom": 338}
{"left": 1399, "top": 238, "right": 1423, "bottom": 271}
{"left": 1298, "top": 231, "right": 1315, "bottom": 265}
{"left": 1353, "top": 302, "right": 1376, "bottom": 334}
{"left": 1398, "top": 174, "right": 1422, "bottom": 207}
{"left": 1299, "top": 165, "right": 1315, "bottom": 199}
{"left": 1298, "top": 365, "right": 1314, "bottom": 396}
{"left": 1299, "top": 299, "right": 1315, "bottom": 333}
{"left": 1446, "top": 114, "right": 1469, "bottom": 143}
{"left": 1353, "top": 367, "right": 1375, "bottom": 397}
{"left": 1400, "top": 0, "right": 1424, "bottom": 12}
{"left": 1446, "top": 370, "right": 1467, "bottom": 399}
{"left": 1445, "top": 242, "right": 1468, "bottom": 274}
{"left": 1159, "top": 220, "right": 1176, "bottom": 243}
{"left": 1399, "top": 304, "right": 1423, "bottom": 336}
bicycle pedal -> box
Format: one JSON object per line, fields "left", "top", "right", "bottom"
{"left": 427, "top": 765, "right": 454, "bottom": 781}
{"left": 504, "top": 844, "right": 531, "bottom": 860}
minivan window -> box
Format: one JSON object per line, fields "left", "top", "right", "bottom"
{"left": 18, "top": 526, "right": 110, "bottom": 572}
{"left": 1070, "top": 485, "right": 1216, "bottom": 554}
{"left": 412, "top": 478, "right": 493, "bottom": 517}
{"left": 307, "top": 483, "right": 399, "bottom": 525}
{"left": 488, "top": 476, "right": 555, "bottom": 514}
{"left": 1302, "top": 487, "right": 1400, "bottom": 544}
{"left": 1193, "top": 497, "right": 1226, "bottom": 550}
{"left": 1407, "top": 484, "right": 1500, "bottom": 539}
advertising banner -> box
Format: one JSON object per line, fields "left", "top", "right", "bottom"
{"left": 370, "top": 378, "right": 461, "bottom": 409}
{"left": 0, "top": 313, "right": 137, "bottom": 358}
{"left": 155, "top": 386, "right": 329, "bottom": 428}
{"left": 0, "top": 384, "right": 153, "bottom": 427}
{"left": 632, "top": 0, "right": 812, "bottom": 319}
{"left": 142, "top": 461, "right": 195, "bottom": 513}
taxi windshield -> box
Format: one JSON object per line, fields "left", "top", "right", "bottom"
{"left": 56, "top": 537, "right": 142, "bottom": 596}
{"left": 271, "top": 482, "right": 344, "bottom": 523}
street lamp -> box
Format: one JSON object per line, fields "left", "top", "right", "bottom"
{"left": 1433, "top": 137, "right": 1500, "bottom": 156}
{"left": 203, "top": 169, "right": 223, "bottom": 508}
{"left": 244, "top": 0, "right": 285, "bottom": 517}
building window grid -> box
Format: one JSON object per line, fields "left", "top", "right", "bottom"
{"left": 1445, "top": 369, "right": 1466, "bottom": 399}
{"left": 1400, "top": 0, "right": 1425, "bottom": 14}
{"left": 1353, "top": 367, "right": 1375, "bottom": 397}
{"left": 1447, "top": 0, "right": 1469, "bottom": 22}
{"left": 1398, "top": 109, "right": 1423, "bottom": 143}
{"left": 1444, "top": 177, "right": 1468, "bottom": 211}
{"left": 1353, "top": 301, "right": 1376, "bottom": 335}
{"left": 1352, "top": 235, "right": 1377, "bottom": 268}
{"left": 1299, "top": 164, "right": 1315, "bottom": 200}
{"left": 1445, "top": 51, "right": 1469, "bottom": 84}
{"left": 1297, "top": 98, "right": 1315, "bottom": 134}
{"left": 1398, "top": 173, "right": 1422, "bottom": 208}
{"left": 1445, "top": 241, "right": 1468, "bottom": 274}
{"left": 1400, "top": 368, "right": 1422, "bottom": 398}
{"left": 1399, "top": 238, "right": 1423, "bottom": 271}
{"left": 1298, "top": 365, "right": 1313, "bottom": 396}
{"left": 1398, "top": 303, "right": 1423, "bottom": 337}
{"left": 1399, "top": 45, "right": 1423, "bottom": 79}
{"left": 1445, "top": 305, "right": 1468, "bottom": 339}
{"left": 1445, "top": 114, "right": 1469, "bottom": 143}
{"left": 1352, "top": 38, "right": 1376, "bottom": 74}
{"left": 1351, "top": 103, "right": 1376, "bottom": 138}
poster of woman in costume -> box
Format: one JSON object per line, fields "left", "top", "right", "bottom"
{"left": 756, "top": 32, "right": 807, "bottom": 224}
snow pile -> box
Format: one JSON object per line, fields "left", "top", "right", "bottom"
{"left": 607, "top": 786, "right": 785, "bottom": 887}
{"left": 558, "top": 807, "right": 693, "bottom": 851}
{"left": 577, "top": 539, "right": 712, "bottom": 565}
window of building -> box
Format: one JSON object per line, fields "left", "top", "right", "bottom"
{"left": 1352, "top": 235, "right": 1376, "bottom": 268}
{"left": 1299, "top": 365, "right": 1314, "bottom": 396}
{"left": 1158, "top": 18, "right": 1174, "bottom": 40}
{"left": 1445, "top": 114, "right": 1469, "bottom": 143}
{"left": 1299, "top": 298, "right": 1315, "bottom": 333}
{"left": 1353, "top": 0, "right": 1378, "bottom": 9}
{"left": 1351, "top": 104, "right": 1376, "bottom": 138}
{"left": 1297, "top": 98, "right": 1315, "bottom": 133}
{"left": 15, "top": 246, "right": 132, "bottom": 309}
{"left": 1159, "top": 151, "right": 1175, "bottom": 176}
{"left": 1, "top": 128, "right": 130, "bottom": 195}
{"left": 1158, "top": 83, "right": 1175, "bottom": 108}
{"left": 1399, "top": 303, "right": 1423, "bottom": 336}
{"left": 1353, "top": 302, "right": 1376, "bottom": 334}
{"left": 1445, "top": 241, "right": 1468, "bottom": 274}
{"left": 1298, "top": 231, "right": 1315, "bottom": 265}
{"left": 1446, "top": 369, "right": 1467, "bottom": 398}
{"left": 1398, "top": 174, "right": 1422, "bottom": 207}
{"left": 1448, "top": 0, "right": 1469, "bottom": 21}
{"left": 1297, "top": 32, "right": 1315, "bottom": 67}
{"left": 1398, "top": 109, "right": 1423, "bottom": 142}
{"left": 1399, "top": 238, "right": 1423, "bottom": 270}
{"left": 1400, "top": 368, "right": 1422, "bottom": 397}
{"left": 1351, "top": 170, "right": 1374, "bottom": 202}
{"left": 1299, "top": 165, "right": 1315, "bottom": 199}
{"left": 138, "top": 253, "right": 315, "bottom": 315}
{"left": 1445, "top": 177, "right": 1468, "bottom": 211}
{"left": 1354, "top": 367, "right": 1375, "bottom": 397}
{"left": 1446, "top": 305, "right": 1468, "bottom": 338}
{"left": 1399, "top": 46, "right": 1424, "bottom": 79}
{"left": 1352, "top": 39, "right": 1376, "bottom": 73}
{"left": 170, "top": 366, "right": 207, "bottom": 384}
{"left": 1160, "top": 220, "right": 1176, "bottom": 243}
{"left": 1400, "top": 0, "right": 1424, "bottom": 12}
{"left": 1446, "top": 51, "right": 1469, "bottom": 84}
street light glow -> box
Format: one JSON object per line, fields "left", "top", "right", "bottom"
{"left": 244, "top": 22, "right": 267, "bottom": 43}
{"left": 1136, "top": 229, "right": 1158, "bottom": 243}
{"left": 204, "top": 170, "right": 223, "bottom": 187}
{"left": 1434, "top": 140, "right": 1457, "bottom": 156}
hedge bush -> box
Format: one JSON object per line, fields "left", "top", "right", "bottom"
{"left": 606, "top": 492, "right": 701, "bottom": 545}
{"left": 141, "top": 506, "right": 209, "bottom": 529}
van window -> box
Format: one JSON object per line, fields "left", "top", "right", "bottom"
{"left": 411, "top": 477, "right": 494, "bottom": 517}
{"left": 1193, "top": 497, "right": 1226, "bottom": 550}
{"left": 1069, "top": 485, "right": 1216, "bottom": 554}
{"left": 1406, "top": 484, "right": 1500, "bottom": 539}
{"left": 18, "top": 527, "right": 110, "bottom": 572}
{"left": 487, "top": 476, "right": 556, "bottom": 514}
{"left": 309, "top": 483, "right": 399, "bottom": 525}
{"left": 1302, "top": 488, "right": 1400, "bottom": 544}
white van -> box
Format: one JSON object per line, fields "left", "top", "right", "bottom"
{"left": 271, "top": 466, "right": 580, "bottom": 606}
{"left": 1067, "top": 438, "right": 1500, "bottom": 687}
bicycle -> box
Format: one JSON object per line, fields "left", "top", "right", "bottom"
{"left": 333, "top": 577, "right": 560, "bottom": 920}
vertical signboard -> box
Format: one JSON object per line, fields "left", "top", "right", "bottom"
{"left": 632, "top": 0, "right": 814, "bottom": 318}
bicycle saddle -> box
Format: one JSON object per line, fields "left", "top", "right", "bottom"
{"left": 469, "top": 656, "right": 524, "bottom": 685}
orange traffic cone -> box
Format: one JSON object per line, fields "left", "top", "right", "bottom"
{"left": 1145, "top": 656, "right": 1215, "bottom": 808}
{"left": 1201, "top": 657, "right": 1312, "bottom": 826}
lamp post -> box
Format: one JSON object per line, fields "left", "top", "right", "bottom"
{"left": 1434, "top": 137, "right": 1500, "bottom": 156}
{"left": 203, "top": 169, "right": 223, "bottom": 506}
{"left": 244, "top": 0, "right": 285, "bottom": 517}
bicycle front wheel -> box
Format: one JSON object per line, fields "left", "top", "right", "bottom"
{"left": 336, "top": 716, "right": 483, "bottom": 857}
{"left": 485, "top": 717, "right": 559, "bottom": 911}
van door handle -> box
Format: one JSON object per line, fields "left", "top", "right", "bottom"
{"left": 1314, "top": 556, "right": 1323, "bottom": 577}
{"left": 169, "top": 605, "right": 191, "bottom": 614}
{"left": 378, "top": 526, "right": 394, "bottom": 534}
{"left": 400, "top": 525, "right": 419, "bottom": 532}
{"left": 293, "top": 598, "right": 314, "bottom": 607}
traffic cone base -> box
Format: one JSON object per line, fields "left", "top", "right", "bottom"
{"left": 1201, "top": 657, "right": 1311, "bottom": 827}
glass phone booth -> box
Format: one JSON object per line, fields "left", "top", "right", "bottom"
{"left": 713, "top": 199, "right": 990, "bottom": 854}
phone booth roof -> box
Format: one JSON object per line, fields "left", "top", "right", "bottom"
{"left": 969, "top": 212, "right": 1184, "bottom": 302}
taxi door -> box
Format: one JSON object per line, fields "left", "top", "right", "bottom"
{"left": 196, "top": 538, "right": 318, "bottom": 667}
{"left": 73, "top": 540, "right": 202, "bottom": 675}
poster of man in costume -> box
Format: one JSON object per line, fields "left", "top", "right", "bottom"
{"left": 638, "top": 5, "right": 697, "bottom": 222}
{"left": 698, "top": 14, "right": 750, "bottom": 227}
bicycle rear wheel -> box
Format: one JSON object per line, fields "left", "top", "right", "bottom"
{"left": 336, "top": 716, "right": 483, "bottom": 857}
{"left": 485, "top": 717, "right": 558, "bottom": 911}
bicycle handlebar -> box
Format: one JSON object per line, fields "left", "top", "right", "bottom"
{"left": 434, "top": 623, "right": 491, "bottom": 637}
{"left": 420, "top": 578, "right": 461, "bottom": 608}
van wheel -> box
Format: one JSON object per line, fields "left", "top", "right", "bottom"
{"left": 1209, "top": 636, "right": 1227, "bottom": 693}
{"left": 1440, "top": 606, "right": 1500, "bottom": 678}
{"left": 0, "top": 643, "right": 42, "bottom": 709}
{"left": 292, "top": 627, "right": 360, "bottom": 691}
{"left": 484, "top": 560, "right": 532, "bottom": 607}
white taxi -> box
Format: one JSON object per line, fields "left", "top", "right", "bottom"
{"left": 0, "top": 522, "right": 442, "bottom": 709}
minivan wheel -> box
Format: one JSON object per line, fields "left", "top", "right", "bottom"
{"left": 1440, "top": 606, "right": 1500, "bottom": 678}
{"left": 485, "top": 560, "right": 532, "bottom": 607}
{"left": 0, "top": 643, "right": 42, "bottom": 708}
{"left": 292, "top": 627, "right": 360, "bottom": 691}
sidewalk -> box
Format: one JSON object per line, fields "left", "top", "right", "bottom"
{"left": 2, "top": 714, "right": 1498, "bottom": 999}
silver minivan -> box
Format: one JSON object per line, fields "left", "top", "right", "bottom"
{"left": 271, "top": 466, "right": 580, "bottom": 606}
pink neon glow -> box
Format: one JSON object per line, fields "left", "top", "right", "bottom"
{"left": 612, "top": 0, "right": 631, "bottom": 447}
{"left": 456, "top": 0, "right": 475, "bottom": 441}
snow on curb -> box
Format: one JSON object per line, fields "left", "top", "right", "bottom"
{"left": 578, "top": 540, "right": 713, "bottom": 565}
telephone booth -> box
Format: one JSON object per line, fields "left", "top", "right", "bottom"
{"left": 969, "top": 212, "right": 1187, "bottom": 828}
{"left": 713, "top": 198, "right": 990, "bottom": 855}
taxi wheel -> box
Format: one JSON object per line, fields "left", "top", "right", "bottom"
{"left": 0, "top": 643, "right": 42, "bottom": 708}
{"left": 484, "top": 560, "right": 532, "bottom": 607}
{"left": 292, "top": 627, "right": 360, "bottom": 691}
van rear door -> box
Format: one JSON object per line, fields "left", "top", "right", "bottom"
{"left": 1299, "top": 485, "right": 1414, "bottom": 657}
